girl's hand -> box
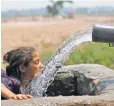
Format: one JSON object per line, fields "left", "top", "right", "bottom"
{"left": 1, "top": 86, "right": 32, "bottom": 100}
{"left": 10, "top": 94, "right": 33, "bottom": 100}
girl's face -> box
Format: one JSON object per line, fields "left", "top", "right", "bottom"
{"left": 26, "top": 51, "right": 43, "bottom": 78}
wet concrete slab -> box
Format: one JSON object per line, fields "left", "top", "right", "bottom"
{"left": 2, "top": 64, "right": 114, "bottom": 106}
{"left": 1, "top": 95, "right": 114, "bottom": 106}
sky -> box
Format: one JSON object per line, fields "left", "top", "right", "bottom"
{"left": 1, "top": 0, "right": 114, "bottom": 11}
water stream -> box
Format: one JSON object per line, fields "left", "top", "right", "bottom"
{"left": 23, "top": 26, "right": 93, "bottom": 97}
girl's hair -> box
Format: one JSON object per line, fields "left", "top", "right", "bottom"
{"left": 3, "top": 47, "right": 36, "bottom": 80}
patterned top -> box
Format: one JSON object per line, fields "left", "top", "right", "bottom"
{"left": 1, "top": 70, "right": 21, "bottom": 100}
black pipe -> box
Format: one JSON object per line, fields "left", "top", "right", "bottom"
{"left": 92, "top": 24, "right": 114, "bottom": 43}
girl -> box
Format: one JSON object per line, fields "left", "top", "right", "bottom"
{"left": 1, "top": 47, "right": 43, "bottom": 100}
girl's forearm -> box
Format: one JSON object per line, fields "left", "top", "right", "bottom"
{"left": 1, "top": 86, "right": 16, "bottom": 99}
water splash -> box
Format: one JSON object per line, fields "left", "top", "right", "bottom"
{"left": 23, "top": 26, "right": 93, "bottom": 97}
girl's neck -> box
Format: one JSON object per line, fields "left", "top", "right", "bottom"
{"left": 21, "top": 73, "right": 33, "bottom": 88}
{"left": 21, "top": 73, "right": 38, "bottom": 88}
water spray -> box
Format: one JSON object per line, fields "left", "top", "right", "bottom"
{"left": 22, "top": 24, "right": 114, "bottom": 97}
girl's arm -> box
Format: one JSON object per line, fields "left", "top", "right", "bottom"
{"left": 1, "top": 85, "right": 16, "bottom": 99}
{"left": 1, "top": 84, "right": 32, "bottom": 100}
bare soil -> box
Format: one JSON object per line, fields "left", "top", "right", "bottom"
{"left": 2, "top": 15, "right": 114, "bottom": 57}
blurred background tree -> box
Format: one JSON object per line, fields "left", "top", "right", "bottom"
{"left": 46, "top": 0, "right": 73, "bottom": 16}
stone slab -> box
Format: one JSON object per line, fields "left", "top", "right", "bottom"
{"left": 1, "top": 95, "right": 114, "bottom": 106}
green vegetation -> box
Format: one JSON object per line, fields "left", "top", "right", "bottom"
{"left": 40, "top": 50, "right": 53, "bottom": 64}
{"left": 2, "top": 42, "right": 114, "bottom": 70}
{"left": 40, "top": 42, "right": 114, "bottom": 69}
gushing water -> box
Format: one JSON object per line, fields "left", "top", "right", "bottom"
{"left": 22, "top": 26, "right": 93, "bottom": 97}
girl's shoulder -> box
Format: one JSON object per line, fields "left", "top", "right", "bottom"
{"left": 1, "top": 69, "right": 21, "bottom": 94}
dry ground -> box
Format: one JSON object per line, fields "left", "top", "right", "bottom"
{"left": 2, "top": 15, "right": 114, "bottom": 58}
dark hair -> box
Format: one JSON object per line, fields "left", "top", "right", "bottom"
{"left": 3, "top": 47, "right": 36, "bottom": 80}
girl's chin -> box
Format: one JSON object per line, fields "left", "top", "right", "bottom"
{"left": 34, "top": 73, "right": 38, "bottom": 77}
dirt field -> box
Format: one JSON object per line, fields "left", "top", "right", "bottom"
{"left": 2, "top": 15, "right": 114, "bottom": 58}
